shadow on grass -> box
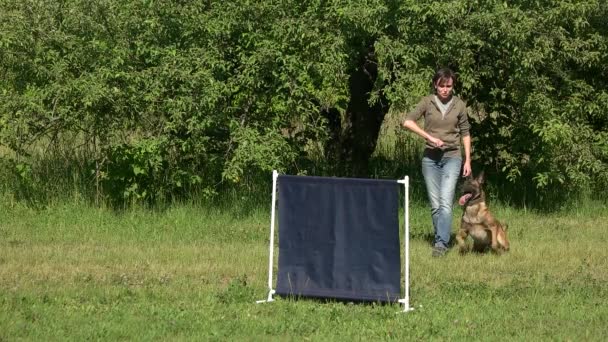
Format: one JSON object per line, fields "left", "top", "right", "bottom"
{"left": 270, "top": 294, "right": 399, "bottom": 307}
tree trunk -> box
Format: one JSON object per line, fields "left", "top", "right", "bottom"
{"left": 326, "top": 45, "right": 388, "bottom": 177}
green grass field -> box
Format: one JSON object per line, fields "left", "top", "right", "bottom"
{"left": 1, "top": 199, "right": 607, "bottom": 341}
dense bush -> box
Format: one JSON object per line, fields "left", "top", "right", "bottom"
{"left": 0, "top": 0, "right": 606, "bottom": 206}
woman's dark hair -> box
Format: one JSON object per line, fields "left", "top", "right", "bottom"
{"left": 432, "top": 67, "right": 457, "bottom": 88}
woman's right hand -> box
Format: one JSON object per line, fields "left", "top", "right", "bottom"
{"left": 403, "top": 120, "right": 445, "bottom": 148}
{"left": 427, "top": 136, "right": 445, "bottom": 148}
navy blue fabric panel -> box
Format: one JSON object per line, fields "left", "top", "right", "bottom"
{"left": 275, "top": 175, "right": 401, "bottom": 302}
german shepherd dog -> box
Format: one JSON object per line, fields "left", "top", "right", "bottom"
{"left": 456, "top": 172, "right": 510, "bottom": 254}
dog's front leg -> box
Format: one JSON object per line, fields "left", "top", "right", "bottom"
{"left": 489, "top": 226, "right": 499, "bottom": 252}
{"left": 456, "top": 225, "right": 469, "bottom": 253}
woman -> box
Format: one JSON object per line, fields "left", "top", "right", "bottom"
{"left": 402, "top": 67, "right": 472, "bottom": 257}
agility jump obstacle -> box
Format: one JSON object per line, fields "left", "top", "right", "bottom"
{"left": 257, "top": 170, "right": 413, "bottom": 313}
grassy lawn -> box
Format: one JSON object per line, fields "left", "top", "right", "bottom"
{"left": 1, "top": 200, "right": 607, "bottom": 340}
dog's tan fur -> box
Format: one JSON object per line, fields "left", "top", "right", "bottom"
{"left": 456, "top": 172, "right": 510, "bottom": 254}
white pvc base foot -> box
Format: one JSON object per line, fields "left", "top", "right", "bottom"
{"left": 256, "top": 289, "right": 276, "bottom": 304}
{"left": 398, "top": 298, "right": 415, "bottom": 313}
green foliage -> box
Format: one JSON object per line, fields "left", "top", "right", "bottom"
{"left": 377, "top": 0, "right": 608, "bottom": 198}
{"left": 0, "top": 0, "right": 606, "bottom": 207}
{"left": 103, "top": 138, "right": 170, "bottom": 204}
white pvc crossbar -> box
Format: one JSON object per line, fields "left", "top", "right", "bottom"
{"left": 257, "top": 171, "right": 414, "bottom": 313}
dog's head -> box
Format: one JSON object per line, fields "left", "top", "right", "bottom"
{"left": 458, "top": 171, "right": 486, "bottom": 206}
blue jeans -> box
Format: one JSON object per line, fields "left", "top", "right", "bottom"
{"left": 421, "top": 153, "right": 462, "bottom": 249}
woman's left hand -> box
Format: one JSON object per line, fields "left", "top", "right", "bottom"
{"left": 462, "top": 160, "right": 472, "bottom": 177}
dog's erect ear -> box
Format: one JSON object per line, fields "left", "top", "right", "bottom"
{"left": 476, "top": 171, "right": 485, "bottom": 184}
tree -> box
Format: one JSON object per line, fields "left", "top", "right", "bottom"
{"left": 1, "top": 0, "right": 606, "bottom": 207}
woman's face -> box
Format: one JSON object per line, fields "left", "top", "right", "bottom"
{"left": 434, "top": 77, "right": 454, "bottom": 101}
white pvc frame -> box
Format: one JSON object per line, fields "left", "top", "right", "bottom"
{"left": 398, "top": 176, "right": 414, "bottom": 312}
{"left": 256, "top": 170, "right": 278, "bottom": 303}
{"left": 257, "top": 171, "right": 414, "bottom": 313}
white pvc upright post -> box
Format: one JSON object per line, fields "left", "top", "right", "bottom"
{"left": 256, "top": 170, "right": 278, "bottom": 303}
{"left": 398, "top": 176, "right": 414, "bottom": 312}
